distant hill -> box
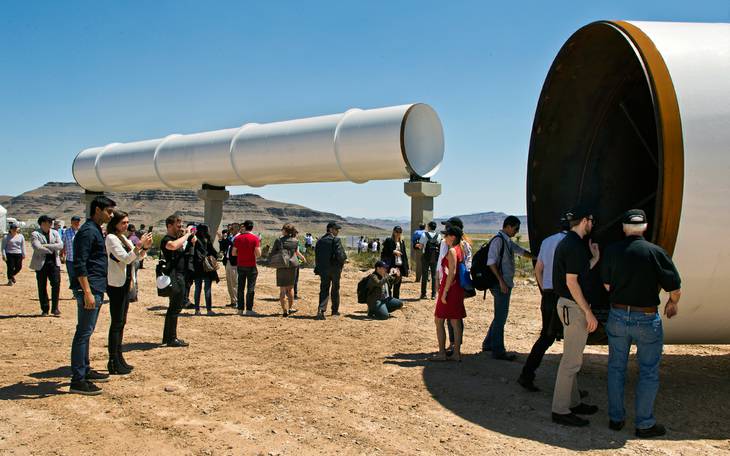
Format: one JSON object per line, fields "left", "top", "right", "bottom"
{"left": 3, "top": 182, "right": 383, "bottom": 234}
{"left": 347, "top": 212, "right": 527, "bottom": 234}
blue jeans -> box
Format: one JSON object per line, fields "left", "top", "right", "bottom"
{"left": 606, "top": 308, "right": 663, "bottom": 429}
{"left": 70, "top": 290, "right": 103, "bottom": 382}
{"left": 194, "top": 276, "right": 212, "bottom": 311}
{"left": 482, "top": 287, "right": 512, "bottom": 356}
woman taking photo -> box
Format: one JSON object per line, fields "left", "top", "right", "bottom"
{"left": 105, "top": 210, "right": 153, "bottom": 374}
{"left": 432, "top": 225, "right": 466, "bottom": 362}
{"left": 270, "top": 223, "right": 306, "bottom": 317}
{"left": 381, "top": 226, "right": 409, "bottom": 299}
{"left": 2, "top": 223, "right": 26, "bottom": 285}
{"left": 190, "top": 224, "right": 220, "bottom": 316}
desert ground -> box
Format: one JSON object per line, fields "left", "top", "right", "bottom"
{"left": 1, "top": 250, "right": 729, "bottom": 455}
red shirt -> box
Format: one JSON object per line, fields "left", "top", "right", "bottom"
{"left": 234, "top": 232, "right": 260, "bottom": 267}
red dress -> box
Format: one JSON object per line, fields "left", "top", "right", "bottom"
{"left": 434, "top": 244, "right": 466, "bottom": 319}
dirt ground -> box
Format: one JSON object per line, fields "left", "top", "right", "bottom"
{"left": 1, "top": 252, "right": 729, "bottom": 455}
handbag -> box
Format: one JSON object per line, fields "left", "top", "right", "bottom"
{"left": 203, "top": 255, "right": 219, "bottom": 272}
{"left": 269, "top": 238, "right": 294, "bottom": 269}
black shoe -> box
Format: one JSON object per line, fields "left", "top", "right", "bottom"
{"left": 331, "top": 311, "right": 340, "bottom": 316}
{"left": 315, "top": 312, "right": 326, "bottom": 320}
{"left": 85, "top": 369, "right": 110, "bottom": 383}
{"left": 41, "top": 311, "right": 49, "bottom": 316}
{"left": 118, "top": 355, "right": 134, "bottom": 371}
{"left": 580, "top": 389, "right": 589, "bottom": 399}
{"left": 570, "top": 403, "right": 599, "bottom": 415}
{"left": 166, "top": 338, "right": 189, "bottom": 347}
{"left": 445, "top": 347, "right": 454, "bottom": 358}
{"left": 419, "top": 295, "right": 427, "bottom": 300}
{"left": 609, "top": 420, "right": 625, "bottom": 431}
{"left": 635, "top": 423, "right": 666, "bottom": 438}
{"left": 552, "top": 412, "right": 589, "bottom": 427}
{"left": 493, "top": 353, "right": 517, "bottom": 361}
{"left": 282, "top": 310, "right": 289, "bottom": 317}
{"left": 517, "top": 376, "right": 540, "bottom": 392}
{"left": 294, "top": 295, "right": 299, "bottom": 300}
{"left": 69, "top": 380, "right": 102, "bottom": 396}
{"left": 52, "top": 309, "right": 61, "bottom": 317}
{"left": 107, "top": 359, "right": 131, "bottom": 375}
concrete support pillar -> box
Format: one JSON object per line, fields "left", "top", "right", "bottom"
{"left": 404, "top": 180, "right": 442, "bottom": 274}
{"left": 81, "top": 190, "right": 105, "bottom": 218}
{"left": 197, "top": 185, "right": 230, "bottom": 243}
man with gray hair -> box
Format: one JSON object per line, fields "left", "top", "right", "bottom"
{"left": 601, "top": 209, "right": 681, "bottom": 438}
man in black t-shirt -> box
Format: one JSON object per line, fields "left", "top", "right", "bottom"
{"left": 160, "top": 215, "right": 194, "bottom": 347}
{"left": 601, "top": 209, "right": 681, "bottom": 438}
{"left": 551, "top": 207, "right": 600, "bottom": 427}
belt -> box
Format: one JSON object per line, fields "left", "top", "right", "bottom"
{"left": 611, "top": 303, "right": 657, "bottom": 314}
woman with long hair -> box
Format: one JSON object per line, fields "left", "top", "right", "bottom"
{"left": 2, "top": 223, "right": 25, "bottom": 285}
{"left": 190, "top": 224, "right": 220, "bottom": 316}
{"left": 381, "top": 226, "right": 409, "bottom": 299}
{"left": 105, "top": 210, "right": 152, "bottom": 374}
{"left": 432, "top": 225, "right": 466, "bottom": 362}
{"left": 270, "top": 223, "right": 306, "bottom": 317}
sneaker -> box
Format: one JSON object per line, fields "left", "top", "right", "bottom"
{"left": 419, "top": 295, "right": 427, "bottom": 300}
{"left": 315, "top": 312, "right": 326, "bottom": 321}
{"left": 206, "top": 310, "right": 216, "bottom": 316}
{"left": 237, "top": 309, "right": 244, "bottom": 316}
{"left": 517, "top": 376, "right": 540, "bottom": 392}
{"left": 635, "top": 423, "right": 666, "bottom": 438}
{"left": 51, "top": 309, "right": 62, "bottom": 317}
{"left": 609, "top": 420, "right": 625, "bottom": 431}
{"left": 331, "top": 311, "right": 341, "bottom": 316}
{"left": 245, "top": 310, "right": 258, "bottom": 316}
{"left": 552, "top": 412, "right": 589, "bottom": 427}
{"left": 85, "top": 370, "right": 110, "bottom": 383}
{"left": 570, "top": 403, "right": 599, "bottom": 415}
{"left": 69, "top": 380, "right": 102, "bottom": 396}
{"left": 41, "top": 311, "right": 49, "bottom": 317}
{"left": 166, "top": 338, "right": 189, "bottom": 348}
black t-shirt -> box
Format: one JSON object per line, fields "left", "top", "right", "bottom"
{"left": 552, "top": 231, "right": 591, "bottom": 301}
{"left": 601, "top": 236, "right": 681, "bottom": 307}
{"left": 161, "top": 234, "right": 186, "bottom": 274}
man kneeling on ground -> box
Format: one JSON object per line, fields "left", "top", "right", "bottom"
{"left": 365, "top": 261, "right": 404, "bottom": 319}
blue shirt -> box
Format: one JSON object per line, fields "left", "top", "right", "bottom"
{"left": 62, "top": 227, "right": 77, "bottom": 262}
{"left": 537, "top": 231, "right": 567, "bottom": 290}
{"left": 70, "top": 219, "right": 108, "bottom": 295}
{"left": 412, "top": 229, "right": 425, "bottom": 247}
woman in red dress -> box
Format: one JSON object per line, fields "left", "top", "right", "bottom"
{"left": 432, "top": 225, "right": 466, "bottom": 361}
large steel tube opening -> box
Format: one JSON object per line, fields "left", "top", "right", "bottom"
{"left": 527, "top": 21, "right": 681, "bottom": 254}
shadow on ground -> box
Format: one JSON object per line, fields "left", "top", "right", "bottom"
{"left": 385, "top": 351, "right": 730, "bottom": 450}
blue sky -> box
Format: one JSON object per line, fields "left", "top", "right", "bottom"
{"left": 1, "top": 1, "right": 727, "bottom": 218}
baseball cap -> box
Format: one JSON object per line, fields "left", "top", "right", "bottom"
{"left": 374, "top": 260, "right": 388, "bottom": 269}
{"left": 441, "top": 225, "right": 463, "bottom": 238}
{"left": 37, "top": 215, "right": 54, "bottom": 225}
{"left": 441, "top": 217, "right": 464, "bottom": 230}
{"left": 71, "top": 215, "right": 81, "bottom": 222}
{"left": 327, "top": 222, "right": 342, "bottom": 230}
{"left": 393, "top": 225, "right": 403, "bottom": 233}
{"left": 563, "top": 206, "right": 594, "bottom": 223}
{"left": 8, "top": 222, "right": 18, "bottom": 229}
{"left": 623, "top": 209, "right": 647, "bottom": 224}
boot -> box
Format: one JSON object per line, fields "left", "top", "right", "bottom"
{"left": 117, "top": 348, "right": 134, "bottom": 370}
{"left": 107, "top": 357, "right": 131, "bottom": 375}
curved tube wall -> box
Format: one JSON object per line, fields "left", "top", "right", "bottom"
{"left": 528, "top": 21, "right": 730, "bottom": 343}
{"left": 73, "top": 103, "right": 444, "bottom": 191}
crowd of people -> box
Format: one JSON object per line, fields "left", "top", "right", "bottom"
{"left": 2, "top": 197, "right": 683, "bottom": 438}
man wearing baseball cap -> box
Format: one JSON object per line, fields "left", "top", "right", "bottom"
{"left": 314, "top": 221, "right": 347, "bottom": 319}
{"left": 29, "top": 215, "right": 64, "bottom": 316}
{"left": 61, "top": 215, "right": 82, "bottom": 284}
{"left": 601, "top": 209, "right": 682, "bottom": 438}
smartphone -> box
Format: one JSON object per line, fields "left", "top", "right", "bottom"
{"left": 190, "top": 226, "right": 197, "bottom": 234}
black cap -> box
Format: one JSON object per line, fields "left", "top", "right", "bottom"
{"left": 70, "top": 215, "right": 81, "bottom": 222}
{"left": 327, "top": 222, "right": 342, "bottom": 230}
{"left": 563, "top": 206, "right": 593, "bottom": 223}
{"left": 441, "top": 225, "right": 463, "bottom": 238}
{"left": 623, "top": 209, "right": 647, "bottom": 224}
{"left": 393, "top": 225, "right": 403, "bottom": 233}
{"left": 441, "top": 216, "right": 464, "bottom": 229}
{"left": 37, "top": 215, "right": 54, "bottom": 225}
{"left": 374, "top": 260, "right": 388, "bottom": 269}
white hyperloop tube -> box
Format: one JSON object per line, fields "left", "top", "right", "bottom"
{"left": 527, "top": 21, "right": 730, "bottom": 343}
{"left": 72, "top": 103, "right": 444, "bottom": 192}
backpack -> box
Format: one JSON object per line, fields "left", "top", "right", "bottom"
{"left": 357, "top": 274, "right": 371, "bottom": 304}
{"left": 424, "top": 232, "right": 440, "bottom": 263}
{"left": 470, "top": 235, "right": 505, "bottom": 292}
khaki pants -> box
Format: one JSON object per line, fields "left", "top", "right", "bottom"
{"left": 552, "top": 297, "right": 589, "bottom": 414}
{"left": 225, "top": 262, "right": 238, "bottom": 305}
{"left": 413, "top": 249, "right": 423, "bottom": 282}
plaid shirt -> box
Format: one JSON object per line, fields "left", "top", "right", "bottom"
{"left": 62, "top": 227, "right": 78, "bottom": 262}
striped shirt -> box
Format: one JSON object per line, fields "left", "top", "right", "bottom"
{"left": 62, "top": 227, "right": 78, "bottom": 262}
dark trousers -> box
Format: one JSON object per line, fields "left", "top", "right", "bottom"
{"left": 392, "top": 271, "right": 403, "bottom": 299}
{"left": 162, "top": 273, "right": 185, "bottom": 343}
{"left": 194, "top": 276, "right": 212, "bottom": 311}
{"left": 107, "top": 283, "right": 130, "bottom": 361}
{"left": 294, "top": 267, "right": 300, "bottom": 297}
{"left": 521, "top": 290, "right": 560, "bottom": 382}
{"left": 36, "top": 263, "right": 61, "bottom": 313}
{"left": 448, "top": 319, "right": 464, "bottom": 345}
{"left": 5, "top": 253, "right": 23, "bottom": 280}
{"left": 318, "top": 269, "right": 342, "bottom": 313}
{"left": 237, "top": 266, "right": 258, "bottom": 311}
{"left": 421, "top": 260, "right": 437, "bottom": 298}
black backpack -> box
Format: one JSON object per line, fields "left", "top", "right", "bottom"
{"left": 424, "top": 232, "right": 440, "bottom": 263}
{"left": 356, "top": 274, "right": 371, "bottom": 304}
{"left": 470, "top": 235, "right": 505, "bottom": 292}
